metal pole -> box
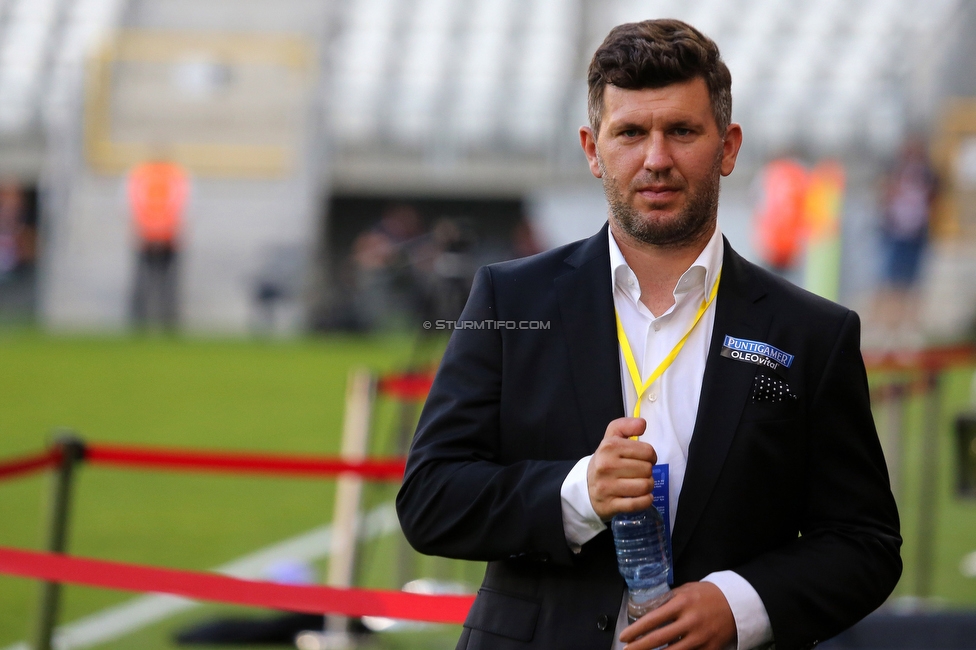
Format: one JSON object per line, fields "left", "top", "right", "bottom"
{"left": 296, "top": 370, "right": 374, "bottom": 650}
{"left": 324, "top": 368, "right": 374, "bottom": 644}
{"left": 32, "top": 432, "right": 85, "bottom": 650}
{"left": 881, "top": 382, "right": 905, "bottom": 502}
{"left": 915, "top": 371, "right": 941, "bottom": 598}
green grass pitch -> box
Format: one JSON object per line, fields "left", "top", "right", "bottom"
{"left": 0, "top": 331, "right": 472, "bottom": 648}
{"left": 1, "top": 331, "right": 975, "bottom": 647}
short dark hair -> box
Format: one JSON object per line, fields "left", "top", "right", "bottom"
{"left": 587, "top": 19, "right": 732, "bottom": 137}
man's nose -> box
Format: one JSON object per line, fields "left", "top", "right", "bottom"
{"left": 642, "top": 132, "right": 673, "bottom": 173}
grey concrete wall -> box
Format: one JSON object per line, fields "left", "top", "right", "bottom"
{"left": 39, "top": 0, "right": 330, "bottom": 335}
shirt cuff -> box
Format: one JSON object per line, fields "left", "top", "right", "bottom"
{"left": 701, "top": 570, "right": 773, "bottom": 650}
{"left": 559, "top": 455, "right": 606, "bottom": 552}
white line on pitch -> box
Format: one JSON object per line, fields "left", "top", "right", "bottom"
{"left": 2, "top": 502, "right": 400, "bottom": 650}
{"left": 961, "top": 549, "right": 976, "bottom": 578}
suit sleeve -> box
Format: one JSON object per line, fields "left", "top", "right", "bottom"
{"left": 396, "top": 266, "right": 579, "bottom": 566}
{"left": 736, "top": 311, "right": 902, "bottom": 650}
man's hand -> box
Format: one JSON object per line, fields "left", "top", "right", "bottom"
{"left": 619, "top": 582, "right": 736, "bottom": 650}
{"left": 587, "top": 417, "right": 657, "bottom": 521}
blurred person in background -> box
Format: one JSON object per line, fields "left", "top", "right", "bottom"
{"left": 350, "top": 203, "right": 427, "bottom": 331}
{"left": 873, "top": 137, "right": 937, "bottom": 348}
{"left": 424, "top": 217, "right": 478, "bottom": 323}
{"left": 0, "top": 180, "right": 38, "bottom": 319}
{"left": 0, "top": 180, "right": 26, "bottom": 281}
{"left": 349, "top": 222, "right": 396, "bottom": 329}
{"left": 511, "top": 217, "right": 543, "bottom": 260}
{"left": 751, "top": 157, "right": 809, "bottom": 275}
{"left": 127, "top": 159, "right": 190, "bottom": 330}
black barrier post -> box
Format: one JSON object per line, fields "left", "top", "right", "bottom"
{"left": 884, "top": 382, "right": 906, "bottom": 502}
{"left": 395, "top": 395, "right": 418, "bottom": 593}
{"left": 32, "top": 432, "right": 85, "bottom": 650}
{"left": 915, "top": 372, "right": 941, "bottom": 598}
{"left": 957, "top": 413, "right": 976, "bottom": 497}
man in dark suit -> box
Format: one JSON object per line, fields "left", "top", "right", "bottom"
{"left": 396, "top": 19, "right": 901, "bottom": 650}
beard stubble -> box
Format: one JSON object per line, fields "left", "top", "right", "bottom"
{"left": 599, "top": 147, "right": 723, "bottom": 250}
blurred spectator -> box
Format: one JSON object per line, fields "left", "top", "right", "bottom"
{"left": 0, "top": 180, "right": 26, "bottom": 279}
{"left": 0, "top": 180, "right": 38, "bottom": 321}
{"left": 350, "top": 204, "right": 426, "bottom": 331}
{"left": 251, "top": 244, "right": 306, "bottom": 334}
{"left": 872, "top": 137, "right": 938, "bottom": 346}
{"left": 350, "top": 209, "right": 481, "bottom": 331}
{"left": 341, "top": 205, "right": 522, "bottom": 332}
{"left": 425, "top": 218, "right": 477, "bottom": 323}
{"left": 511, "top": 217, "right": 543, "bottom": 259}
{"left": 128, "top": 160, "right": 190, "bottom": 329}
{"left": 752, "top": 158, "right": 809, "bottom": 273}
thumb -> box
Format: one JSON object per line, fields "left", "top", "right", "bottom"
{"left": 605, "top": 417, "right": 647, "bottom": 440}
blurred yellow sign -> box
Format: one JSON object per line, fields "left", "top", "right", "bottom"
{"left": 85, "top": 31, "right": 316, "bottom": 178}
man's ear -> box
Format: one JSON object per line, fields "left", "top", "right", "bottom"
{"left": 720, "top": 123, "right": 743, "bottom": 177}
{"left": 580, "top": 126, "right": 603, "bottom": 179}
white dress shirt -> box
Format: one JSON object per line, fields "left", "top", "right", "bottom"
{"left": 559, "top": 226, "right": 773, "bottom": 650}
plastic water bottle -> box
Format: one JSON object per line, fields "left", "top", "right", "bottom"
{"left": 612, "top": 506, "right": 672, "bottom": 623}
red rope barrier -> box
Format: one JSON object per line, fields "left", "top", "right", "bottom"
{"left": 84, "top": 444, "right": 406, "bottom": 481}
{"left": 0, "top": 547, "right": 473, "bottom": 624}
{"left": 0, "top": 449, "right": 60, "bottom": 482}
{"left": 376, "top": 372, "right": 434, "bottom": 402}
{"left": 863, "top": 345, "right": 976, "bottom": 373}
{"left": 870, "top": 376, "right": 938, "bottom": 403}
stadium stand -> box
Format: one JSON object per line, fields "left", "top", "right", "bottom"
{"left": 0, "top": 0, "right": 972, "bottom": 334}
{"left": 0, "top": 0, "right": 965, "bottom": 173}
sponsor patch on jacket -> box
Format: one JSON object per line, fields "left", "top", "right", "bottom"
{"left": 721, "top": 335, "right": 793, "bottom": 375}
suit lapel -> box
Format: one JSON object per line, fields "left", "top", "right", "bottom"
{"left": 671, "top": 241, "right": 771, "bottom": 562}
{"left": 555, "top": 224, "right": 625, "bottom": 453}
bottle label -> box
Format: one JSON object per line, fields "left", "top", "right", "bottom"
{"left": 653, "top": 464, "right": 673, "bottom": 585}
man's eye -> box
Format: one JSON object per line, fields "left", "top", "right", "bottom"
{"left": 621, "top": 129, "right": 640, "bottom": 138}
{"left": 673, "top": 128, "right": 693, "bottom": 137}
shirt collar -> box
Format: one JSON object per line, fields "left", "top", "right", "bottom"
{"left": 608, "top": 224, "right": 724, "bottom": 306}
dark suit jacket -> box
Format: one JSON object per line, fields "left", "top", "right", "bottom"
{"left": 396, "top": 225, "right": 901, "bottom": 650}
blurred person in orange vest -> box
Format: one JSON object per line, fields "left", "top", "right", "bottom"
{"left": 127, "top": 159, "right": 190, "bottom": 329}
{"left": 752, "top": 158, "right": 809, "bottom": 273}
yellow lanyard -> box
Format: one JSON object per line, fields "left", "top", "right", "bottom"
{"left": 615, "top": 268, "right": 722, "bottom": 426}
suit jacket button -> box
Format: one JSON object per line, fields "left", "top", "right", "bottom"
{"left": 596, "top": 614, "right": 609, "bottom": 631}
